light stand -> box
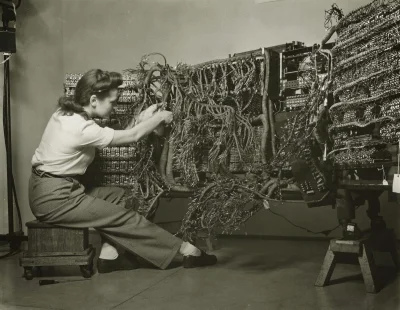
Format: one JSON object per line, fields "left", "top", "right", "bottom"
{"left": 0, "top": 0, "right": 27, "bottom": 251}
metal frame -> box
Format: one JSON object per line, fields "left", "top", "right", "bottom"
{"left": 0, "top": 46, "right": 27, "bottom": 248}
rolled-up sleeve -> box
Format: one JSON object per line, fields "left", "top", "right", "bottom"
{"left": 79, "top": 120, "right": 115, "bottom": 149}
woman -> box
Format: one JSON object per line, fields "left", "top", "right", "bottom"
{"left": 29, "top": 69, "right": 217, "bottom": 273}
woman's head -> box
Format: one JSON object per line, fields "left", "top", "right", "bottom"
{"left": 59, "top": 69, "right": 123, "bottom": 118}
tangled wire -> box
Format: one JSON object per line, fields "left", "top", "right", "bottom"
{"left": 325, "top": 3, "right": 344, "bottom": 30}
{"left": 112, "top": 44, "right": 333, "bottom": 241}
{"left": 68, "top": 1, "right": 400, "bottom": 241}
{"left": 328, "top": 0, "right": 400, "bottom": 167}
{"left": 123, "top": 1, "right": 400, "bottom": 240}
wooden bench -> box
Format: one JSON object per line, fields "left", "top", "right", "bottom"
{"left": 315, "top": 229, "right": 399, "bottom": 293}
{"left": 19, "top": 220, "right": 95, "bottom": 280}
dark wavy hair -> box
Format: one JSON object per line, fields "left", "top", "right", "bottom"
{"left": 59, "top": 69, "right": 123, "bottom": 117}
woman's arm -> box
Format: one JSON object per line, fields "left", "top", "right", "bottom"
{"left": 125, "top": 103, "right": 160, "bottom": 130}
{"left": 110, "top": 111, "right": 172, "bottom": 146}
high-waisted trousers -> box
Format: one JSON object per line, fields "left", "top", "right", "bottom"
{"left": 28, "top": 171, "right": 182, "bottom": 269}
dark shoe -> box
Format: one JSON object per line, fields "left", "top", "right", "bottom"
{"left": 183, "top": 250, "right": 217, "bottom": 268}
{"left": 97, "top": 252, "right": 140, "bottom": 274}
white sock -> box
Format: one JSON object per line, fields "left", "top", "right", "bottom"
{"left": 99, "top": 242, "right": 119, "bottom": 260}
{"left": 179, "top": 241, "right": 201, "bottom": 257}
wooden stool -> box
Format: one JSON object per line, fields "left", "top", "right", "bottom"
{"left": 315, "top": 229, "right": 399, "bottom": 293}
{"left": 20, "top": 220, "right": 95, "bottom": 280}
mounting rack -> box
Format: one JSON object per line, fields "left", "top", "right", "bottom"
{"left": 0, "top": 0, "right": 27, "bottom": 250}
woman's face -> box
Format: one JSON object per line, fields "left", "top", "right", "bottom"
{"left": 94, "top": 89, "right": 119, "bottom": 118}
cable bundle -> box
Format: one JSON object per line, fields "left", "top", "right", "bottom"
{"left": 328, "top": 0, "right": 400, "bottom": 167}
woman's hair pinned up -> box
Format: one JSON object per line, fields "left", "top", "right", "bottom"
{"left": 58, "top": 69, "right": 123, "bottom": 116}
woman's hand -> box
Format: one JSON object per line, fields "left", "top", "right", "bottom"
{"left": 156, "top": 110, "right": 173, "bottom": 124}
{"left": 152, "top": 111, "right": 172, "bottom": 136}
{"left": 112, "top": 109, "right": 172, "bottom": 145}
{"left": 137, "top": 104, "right": 160, "bottom": 124}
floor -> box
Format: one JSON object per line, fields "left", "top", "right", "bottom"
{"left": 0, "top": 236, "right": 399, "bottom": 310}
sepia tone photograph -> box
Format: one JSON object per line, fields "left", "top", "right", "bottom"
{"left": 0, "top": 0, "right": 399, "bottom": 309}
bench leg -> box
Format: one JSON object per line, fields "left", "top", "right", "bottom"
{"left": 358, "top": 245, "right": 379, "bottom": 294}
{"left": 315, "top": 246, "right": 337, "bottom": 287}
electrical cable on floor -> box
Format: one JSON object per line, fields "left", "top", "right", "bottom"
{"left": 267, "top": 204, "right": 362, "bottom": 236}
{"left": 156, "top": 204, "right": 363, "bottom": 237}
{"left": 268, "top": 209, "right": 340, "bottom": 236}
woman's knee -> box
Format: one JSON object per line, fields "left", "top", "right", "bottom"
{"left": 113, "top": 187, "right": 127, "bottom": 202}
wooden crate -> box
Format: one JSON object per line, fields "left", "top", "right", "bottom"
{"left": 26, "top": 220, "right": 88, "bottom": 256}
{"left": 20, "top": 220, "right": 95, "bottom": 280}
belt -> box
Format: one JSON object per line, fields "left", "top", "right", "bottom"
{"left": 32, "top": 167, "right": 82, "bottom": 181}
